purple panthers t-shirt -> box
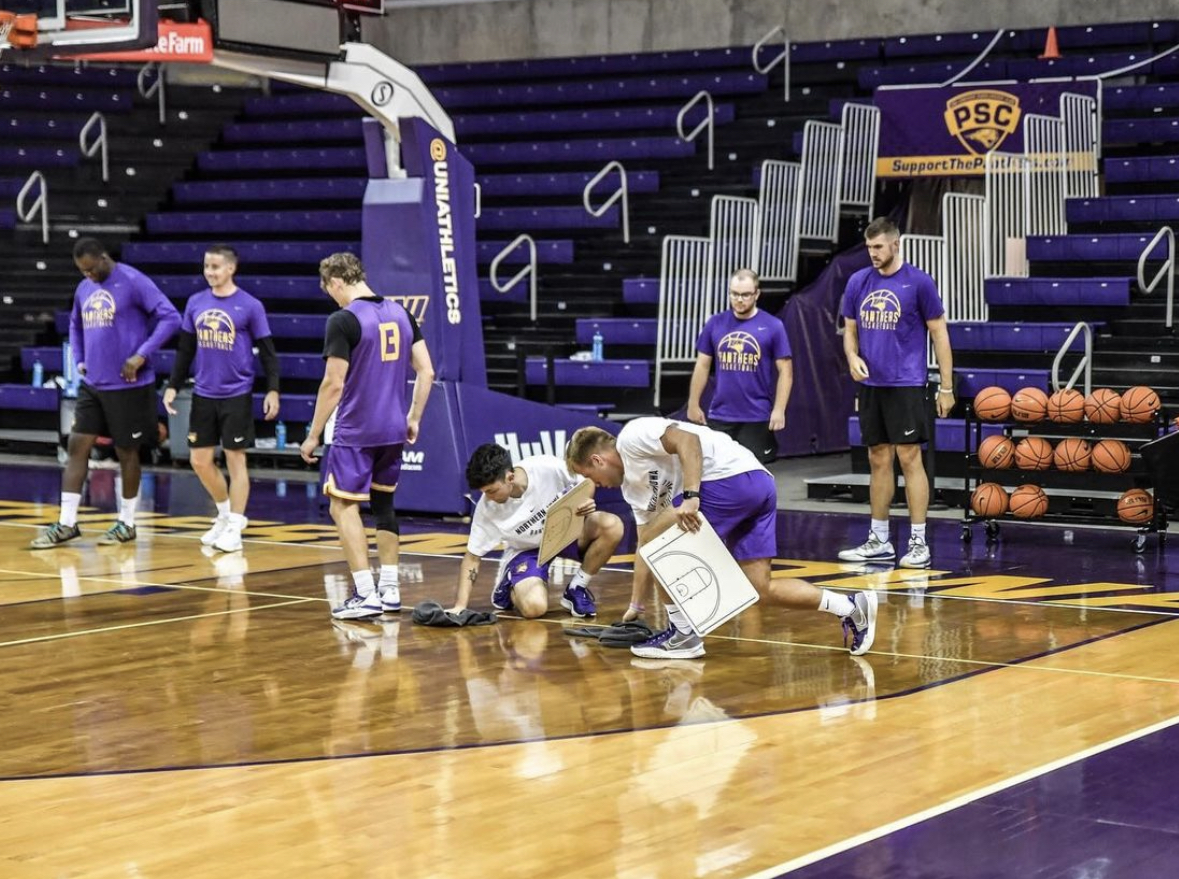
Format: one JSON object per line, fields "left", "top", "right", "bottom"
{"left": 69, "top": 262, "right": 181, "bottom": 391}
{"left": 326, "top": 297, "right": 416, "bottom": 448}
{"left": 696, "top": 309, "right": 792, "bottom": 421}
{"left": 181, "top": 288, "right": 272, "bottom": 398}
{"left": 840, "top": 262, "right": 944, "bottom": 387}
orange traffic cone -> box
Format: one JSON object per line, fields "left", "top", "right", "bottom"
{"left": 1039, "top": 26, "right": 1061, "bottom": 60}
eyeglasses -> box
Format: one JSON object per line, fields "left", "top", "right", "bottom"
{"left": 729, "top": 291, "right": 758, "bottom": 299}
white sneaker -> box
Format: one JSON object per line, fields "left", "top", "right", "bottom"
{"left": 842, "top": 591, "right": 878, "bottom": 656}
{"left": 212, "top": 514, "right": 247, "bottom": 553}
{"left": 379, "top": 586, "right": 401, "bottom": 612}
{"left": 899, "top": 536, "right": 931, "bottom": 569}
{"left": 331, "top": 590, "right": 383, "bottom": 620}
{"left": 838, "top": 534, "right": 895, "bottom": 562}
{"left": 200, "top": 516, "right": 230, "bottom": 546}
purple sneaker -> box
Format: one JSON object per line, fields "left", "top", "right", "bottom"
{"left": 630, "top": 625, "right": 705, "bottom": 660}
{"left": 560, "top": 585, "right": 597, "bottom": 618}
{"left": 491, "top": 577, "right": 513, "bottom": 611}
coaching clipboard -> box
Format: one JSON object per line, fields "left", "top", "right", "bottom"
{"left": 537, "top": 479, "right": 596, "bottom": 565}
{"left": 637, "top": 513, "right": 759, "bottom": 635}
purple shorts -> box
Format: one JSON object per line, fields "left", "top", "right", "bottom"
{"left": 681, "top": 470, "right": 777, "bottom": 560}
{"left": 498, "top": 541, "right": 582, "bottom": 589}
{"left": 323, "top": 443, "right": 404, "bottom": 500}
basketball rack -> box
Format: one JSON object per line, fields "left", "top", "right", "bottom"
{"left": 960, "top": 403, "right": 1170, "bottom": 553}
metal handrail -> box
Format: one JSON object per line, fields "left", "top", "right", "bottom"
{"left": 490, "top": 234, "right": 538, "bottom": 322}
{"left": 752, "top": 24, "right": 790, "bottom": 102}
{"left": 1051, "top": 321, "right": 1092, "bottom": 395}
{"left": 79, "top": 111, "right": 109, "bottom": 182}
{"left": 137, "top": 62, "right": 166, "bottom": 126}
{"left": 1137, "top": 226, "right": 1175, "bottom": 330}
{"left": 583, "top": 161, "right": 630, "bottom": 244}
{"left": 473, "top": 182, "right": 481, "bottom": 219}
{"left": 676, "top": 90, "right": 714, "bottom": 171}
{"left": 939, "top": 28, "right": 1007, "bottom": 86}
{"left": 16, "top": 170, "right": 48, "bottom": 245}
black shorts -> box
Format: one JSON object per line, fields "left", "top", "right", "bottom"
{"left": 706, "top": 418, "right": 778, "bottom": 464}
{"left": 857, "top": 385, "right": 929, "bottom": 447}
{"left": 189, "top": 392, "right": 255, "bottom": 450}
{"left": 72, "top": 382, "right": 158, "bottom": 449}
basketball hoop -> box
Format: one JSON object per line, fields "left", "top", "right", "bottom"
{"left": 0, "top": 10, "right": 39, "bottom": 51}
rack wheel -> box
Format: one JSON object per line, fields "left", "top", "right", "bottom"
{"left": 1133, "top": 533, "right": 1147, "bottom": 554}
{"left": 961, "top": 523, "right": 973, "bottom": 543}
{"left": 985, "top": 520, "right": 1001, "bottom": 541}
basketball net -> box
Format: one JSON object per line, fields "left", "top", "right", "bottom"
{"left": 0, "top": 10, "right": 38, "bottom": 50}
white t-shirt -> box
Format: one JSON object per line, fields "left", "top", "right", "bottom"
{"left": 466, "top": 455, "right": 583, "bottom": 572}
{"left": 617, "top": 417, "right": 766, "bottom": 525}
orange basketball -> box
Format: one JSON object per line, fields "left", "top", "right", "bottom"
{"left": 1052, "top": 437, "right": 1091, "bottom": 472}
{"left": 973, "top": 386, "right": 1012, "bottom": 422}
{"left": 1046, "top": 388, "right": 1085, "bottom": 423}
{"left": 970, "top": 482, "right": 1009, "bottom": 518}
{"left": 1084, "top": 388, "right": 1122, "bottom": 424}
{"left": 977, "top": 435, "right": 1015, "bottom": 469}
{"left": 1009, "top": 484, "right": 1049, "bottom": 519}
{"left": 1116, "top": 488, "right": 1154, "bottom": 524}
{"left": 1091, "top": 439, "right": 1131, "bottom": 474}
{"left": 1120, "top": 386, "right": 1160, "bottom": 423}
{"left": 1010, "top": 387, "right": 1049, "bottom": 422}
{"left": 1014, "top": 436, "right": 1053, "bottom": 470}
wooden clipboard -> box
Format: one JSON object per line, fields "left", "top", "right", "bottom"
{"left": 537, "top": 479, "right": 595, "bottom": 565}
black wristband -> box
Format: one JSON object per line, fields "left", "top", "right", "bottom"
{"left": 682, "top": 490, "right": 701, "bottom": 500}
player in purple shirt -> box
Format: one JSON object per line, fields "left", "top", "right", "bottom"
{"left": 838, "top": 217, "right": 955, "bottom": 569}
{"left": 163, "top": 245, "right": 281, "bottom": 553}
{"left": 32, "top": 238, "right": 180, "bottom": 548}
{"left": 687, "top": 268, "right": 793, "bottom": 463}
{"left": 299, "top": 253, "right": 435, "bottom": 620}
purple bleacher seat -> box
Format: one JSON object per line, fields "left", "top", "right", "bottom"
{"left": 419, "top": 46, "right": 751, "bottom": 85}
{"left": 1066, "top": 195, "right": 1179, "bottom": 224}
{"left": 266, "top": 314, "right": 328, "bottom": 339}
{"left": 1007, "top": 51, "right": 1147, "bottom": 81}
{"left": 146, "top": 210, "right": 362, "bottom": 235}
{"left": 0, "top": 384, "right": 57, "bottom": 412}
{"left": 1103, "top": 84, "right": 1179, "bottom": 112}
{"left": 0, "top": 116, "right": 87, "bottom": 139}
{"left": 197, "top": 147, "right": 367, "bottom": 172}
{"left": 984, "top": 278, "right": 1130, "bottom": 307}
{"left": 173, "top": 178, "right": 367, "bottom": 204}
{"left": 478, "top": 278, "right": 524, "bottom": 303}
{"left": 859, "top": 59, "right": 1006, "bottom": 89}
{"left": 0, "top": 146, "right": 78, "bottom": 167}
{"left": 1051, "top": 22, "right": 1161, "bottom": 49}
{"left": 243, "top": 92, "right": 355, "bottom": 116}
{"left": 883, "top": 31, "right": 1008, "bottom": 59}
{"left": 0, "top": 178, "right": 24, "bottom": 197}
{"left": 476, "top": 239, "right": 574, "bottom": 265}
{"left": 948, "top": 321, "right": 1103, "bottom": 352}
{"left": 461, "top": 136, "right": 695, "bottom": 166}
{"left": 456, "top": 104, "right": 734, "bottom": 137}
{"left": 574, "top": 318, "right": 656, "bottom": 346}
{"left": 122, "top": 241, "right": 358, "bottom": 265}
{"left": 1105, "top": 155, "right": 1179, "bottom": 184}
{"left": 223, "top": 118, "right": 366, "bottom": 144}
{"left": 256, "top": 393, "right": 315, "bottom": 421}
{"left": 1026, "top": 234, "right": 1165, "bottom": 263}
{"left": 525, "top": 357, "right": 649, "bottom": 388}
{"left": 622, "top": 278, "right": 658, "bottom": 305}
{"left": 791, "top": 39, "right": 880, "bottom": 63}
{"left": 955, "top": 368, "right": 1049, "bottom": 397}
{"left": 150, "top": 276, "right": 325, "bottom": 302}
{"left": 477, "top": 170, "right": 659, "bottom": 198}
{"left": 1105, "top": 118, "right": 1179, "bottom": 145}
{"left": 24, "top": 344, "right": 327, "bottom": 382}
{"left": 0, "top": 85, "right": 132, "bottom": 112}
{"left": 476, "top": 205, "right": 618, "bottom": 231}
{"left": 0, "top": 63, "right": 139, "bottom": 87}
{"left": 0, "top": 207, "right": 13, "bottom": 230}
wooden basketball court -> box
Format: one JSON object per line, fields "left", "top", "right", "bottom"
{"left": 0, "top": 467, "right": 1176, "bottom": 877}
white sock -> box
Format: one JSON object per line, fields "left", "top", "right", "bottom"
{"left": 60, "top": 492, "right": 82, "bottom": 527}
{"left": 570, "top": 568, "right": 593, "bottom": 591}
{"left": 215, "top": 499, "right": 231, "bottom": 518}
{"left": 819, "top": 589, "right": 855, "bottom": 617}
{"left": 666, "top": 603, "right": 695, "bottom": 635}
{"left": 352, "top": 568, "right": 375, "bottom": 597}
{"left": 119, "top": 495, "right": 138, "bottom": 527}
{"left": 871, "top": 519, "right": 890, "bottom": 543}
{"left": 911, "top": 523, "right": 927, "bottom": 543}
{"left": 378, "top": 564, "right": 399, "bottom": 591}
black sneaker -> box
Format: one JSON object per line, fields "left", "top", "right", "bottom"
{"left": 30, "top": 522, "right": 81, "bottom": 549}
{"left": 97, "top": 521, "right": 137, "bottom": 545}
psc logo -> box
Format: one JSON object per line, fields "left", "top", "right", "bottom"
{"left": 944, "top": 90, "right": 1021, "bottom": 155}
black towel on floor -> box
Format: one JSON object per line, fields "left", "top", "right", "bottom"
{"left": 411, "top": 600, "right": 497, "bottom": 627}
{"left": 562, "top": 620, "right": 654, "bottom": 647}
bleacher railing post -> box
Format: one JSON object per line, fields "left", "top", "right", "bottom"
{"left": 490, "top": 233, "right": 538, "bottom": 322}
{"left": 1137, "top": 226, "right": 1175, "bottom": 331}
{"left": 676, "top": 91, "right": 714, "bottom": 171}
{"left": 751, "top": 24, "right": 790, "bottom": 102}
{"left": 583, "top": 161, "right": 629, "bottom": 244}
{"left": 16, "top": 170, "right": 49, "bottom": 245}
{"left": 79, "top": 111, "right": 109, "bottom": 183}
{"left": 137, "top": 62, "right": 166, "bottom": 126}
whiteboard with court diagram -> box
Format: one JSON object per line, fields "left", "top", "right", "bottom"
{"left": 637, "top": 514, "right": 759, "bottom": 635}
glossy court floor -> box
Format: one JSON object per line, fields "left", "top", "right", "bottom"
{"left": 0, "top": 458, "right": 1177, "bottom": 878}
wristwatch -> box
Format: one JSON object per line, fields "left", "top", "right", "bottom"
{"left": 682, "top": 490, "right": 701, "bottom": 499}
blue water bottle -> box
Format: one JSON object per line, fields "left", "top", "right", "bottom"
{"left": 31, "top": 357, "right": 43, "bottom": 387}
{"left": 591, "top": 329, "right": 603, "bottom": 362}
{"left": 275, "top": 420, "right": 287, "bottom": 449}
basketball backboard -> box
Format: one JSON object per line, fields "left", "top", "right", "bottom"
{"left": 0, "top": 0, "right": 157, "bottom": 59}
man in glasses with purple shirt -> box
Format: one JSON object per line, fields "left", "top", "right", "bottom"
{"left": 838, "top": 217, "right": 955, "bottom": 570}
{"left": 32, "top": 238, "right": 181, "bottom": 548}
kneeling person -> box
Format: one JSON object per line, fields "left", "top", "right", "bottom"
{"left": 450, "top": 444, "right": 624, "bottom": 619}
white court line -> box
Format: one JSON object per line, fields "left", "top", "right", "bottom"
{"left": 744, "top": 711, "right": 1179, "bottom": 878}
